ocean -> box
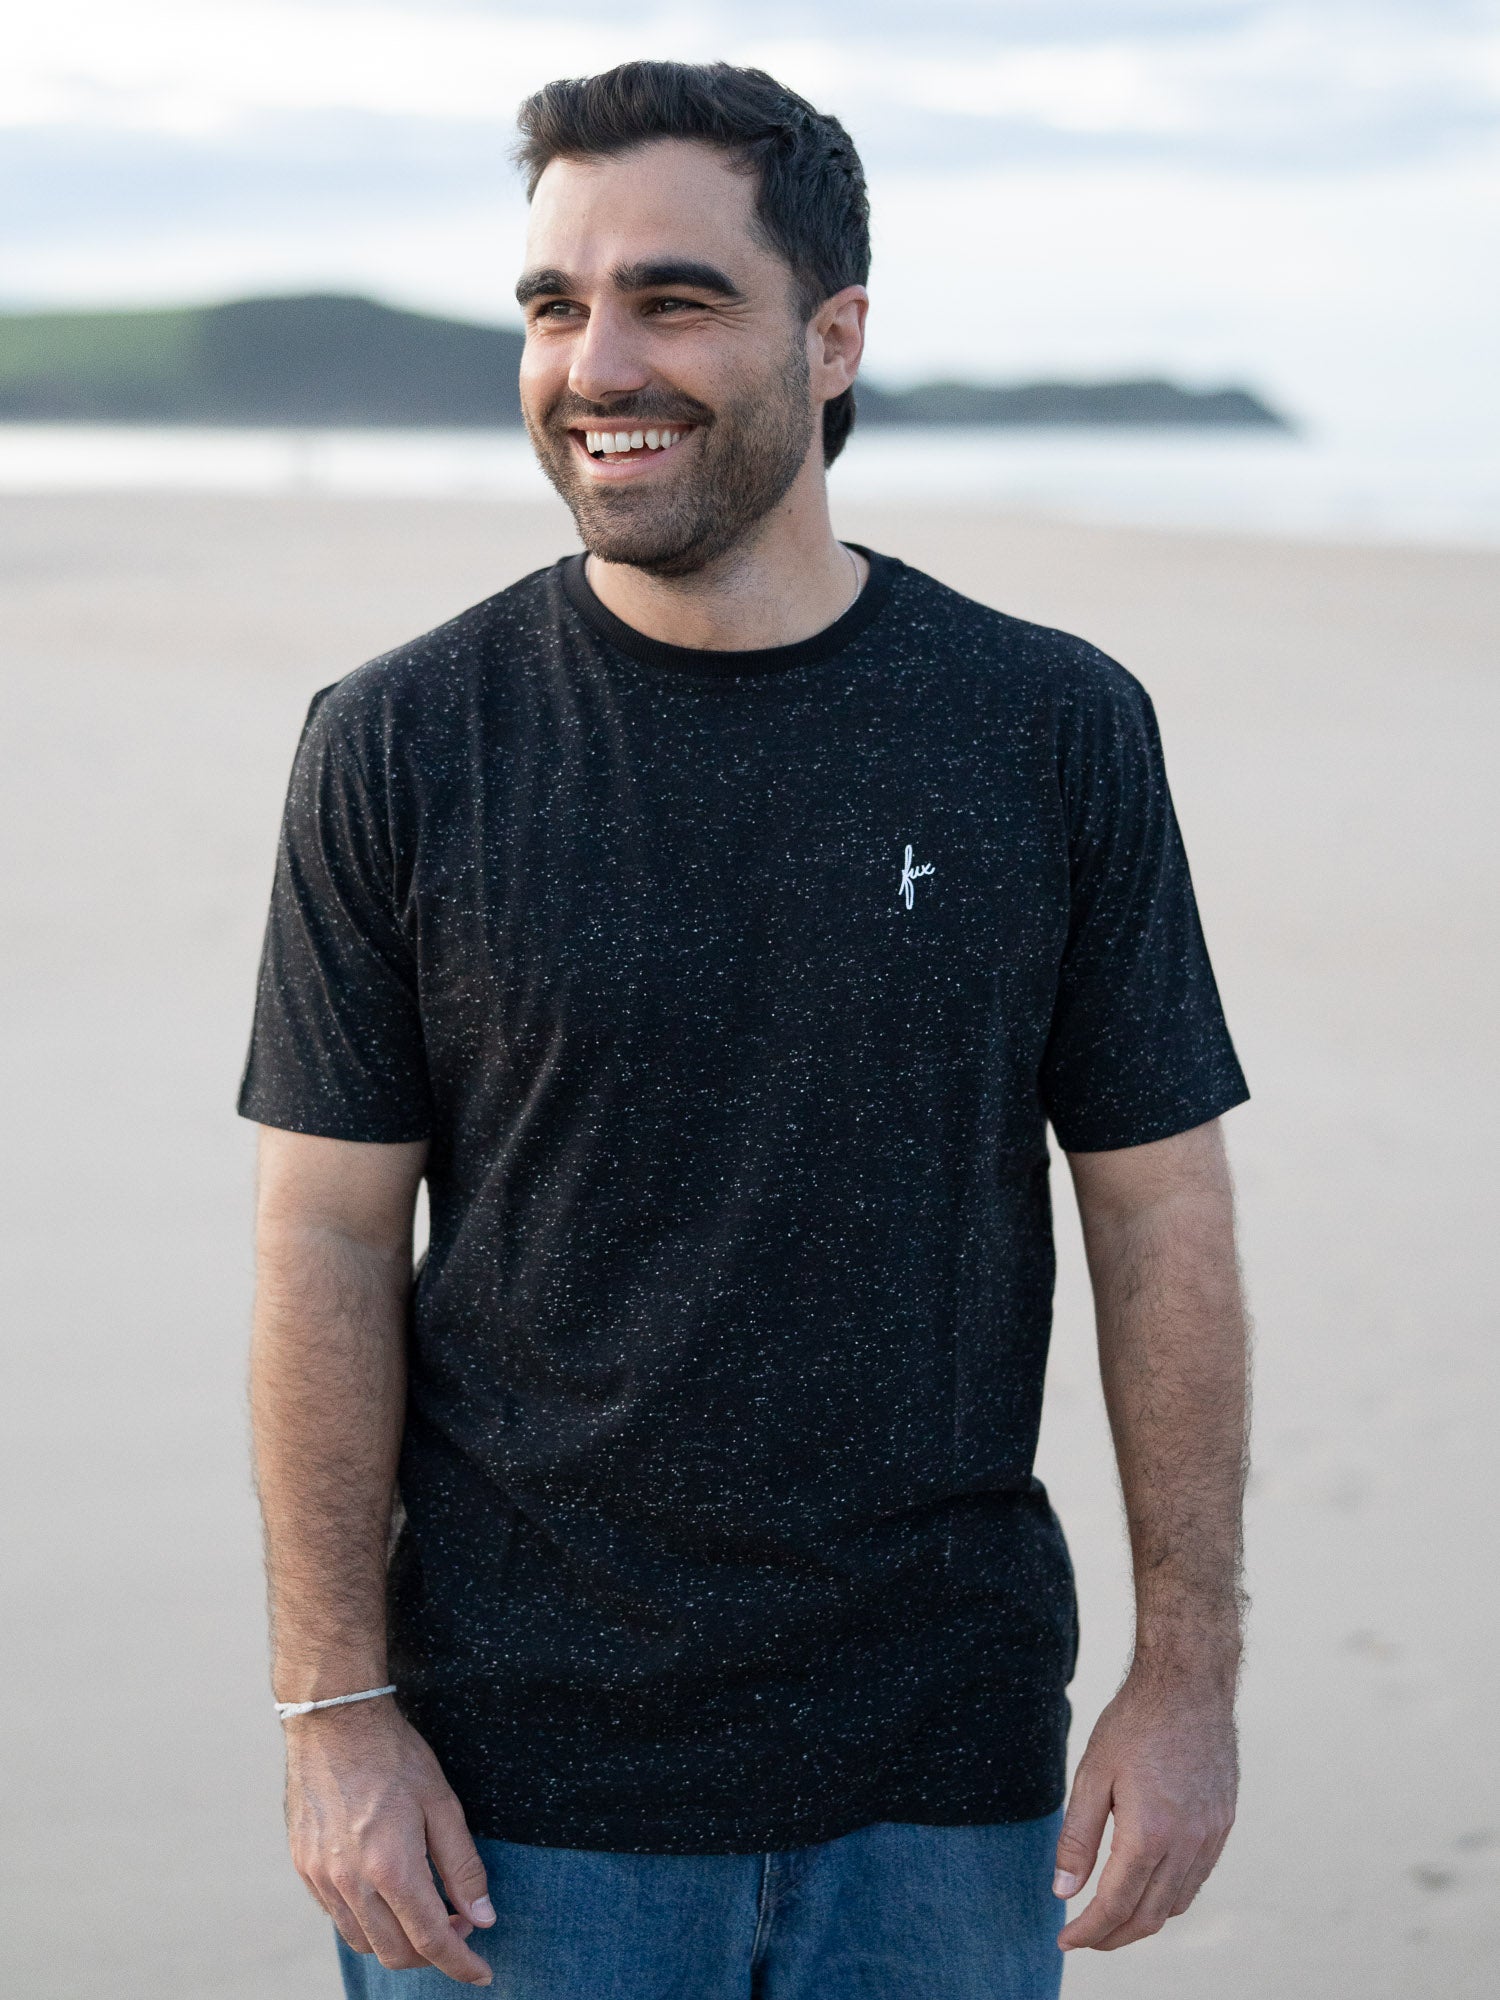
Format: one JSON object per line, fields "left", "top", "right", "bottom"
{"left": 2, "top": 420, "right": 1497, "bottom": 548}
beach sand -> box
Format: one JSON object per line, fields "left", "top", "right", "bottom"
{"left": 1, "top": 492, "right": 1495, "bottom": 1998}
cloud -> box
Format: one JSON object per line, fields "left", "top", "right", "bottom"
{"left": 0, "top": 117, "right": 517, "bottom": 247}
{"left": 4, "top": 2, "right": 1498, "bottom": 170}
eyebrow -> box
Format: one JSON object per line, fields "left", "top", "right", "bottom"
{"left": 514, "top": 258, "right": 744, "bottom": 308}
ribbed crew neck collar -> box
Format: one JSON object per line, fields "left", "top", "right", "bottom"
{"left": 560, "top": 545, "right": 898, "bottom": 678}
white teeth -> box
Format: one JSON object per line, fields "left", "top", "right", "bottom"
{"left": 583, "top": 425, "right": 689, "bottom": 458}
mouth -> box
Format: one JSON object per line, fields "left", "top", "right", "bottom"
{"left": 566, "top": 424, "right": 696, "bottom": 479}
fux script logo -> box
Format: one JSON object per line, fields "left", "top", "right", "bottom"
{"left": 897, "top": 843, "right": 935, "bottom": 909}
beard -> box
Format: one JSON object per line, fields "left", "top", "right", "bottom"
{"left": 524, "top": 335, "right": 815, "bottom": 579}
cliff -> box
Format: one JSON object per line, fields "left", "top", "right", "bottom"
{"left": 0, "top": 293, "right": 1289, "bottom": 430}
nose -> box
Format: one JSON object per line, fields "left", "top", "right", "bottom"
{"left": 568, "top": 299, "right": 652, "bottom": 408}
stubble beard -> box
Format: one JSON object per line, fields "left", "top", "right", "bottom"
{"left": 525, "top": 336, "right": 815, "bottom": 579}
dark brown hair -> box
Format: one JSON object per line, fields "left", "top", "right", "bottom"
{"left": 515, "top": 61, "right": 870, "bottom": 466}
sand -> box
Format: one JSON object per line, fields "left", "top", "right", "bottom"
{"left": 1, "top": 491, "right": 1496, "bottom": 1999}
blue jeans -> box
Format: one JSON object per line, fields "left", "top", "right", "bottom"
{"left": 336, "top": 1809, "right": 1065, "bottom": 1998}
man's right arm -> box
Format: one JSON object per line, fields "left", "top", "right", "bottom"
{"left": 250, "top": 1126, "right": 495, "bottom": 1987}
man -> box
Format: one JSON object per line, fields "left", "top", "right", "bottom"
{"left": 242, "top": 61, "right": 1250, "bottom": 1999}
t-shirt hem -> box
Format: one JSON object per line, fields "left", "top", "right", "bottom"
{"left": 464, "top": 1779, "right": 1068, "bottom": 1856}
{"left": 1050, "top": 1079, "right": 1250, "bottom": 1154}
{"left": 235, "top": 1089, "right": 431, "bottom": 1145}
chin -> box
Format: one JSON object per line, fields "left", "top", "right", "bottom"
{"left": 585, "top": 534, "right": 718, "bottom": 579}
{"left": 571, "top": 496, "right": 726, "bottom": 579}
{"left": 540, "top": 431, "right": 793, "bottom": 581}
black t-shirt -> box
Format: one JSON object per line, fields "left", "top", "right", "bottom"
{"left": 238, "top": 548, "right": 1248, "bottom": 1854}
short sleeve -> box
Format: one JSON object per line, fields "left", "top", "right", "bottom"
{"left": 236, "top": 686, "right": 432, "bottom": 1141}
{"left": 1040, "top": 660, "right": 1248, "bottom": 1151}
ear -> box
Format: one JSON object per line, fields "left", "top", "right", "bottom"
{"left": 809, "top": 285, "right": 869, "bottom": 399}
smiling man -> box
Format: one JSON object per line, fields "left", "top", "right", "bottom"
{"left": 241, "top": 61, "right": 1251, "bottom": 1999}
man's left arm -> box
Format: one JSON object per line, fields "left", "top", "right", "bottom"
{"left": 1054, "top": 1114, "right": 1249, "bottom": 1952}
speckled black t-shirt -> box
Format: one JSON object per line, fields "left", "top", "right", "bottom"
{"left": 238, "top": 547, "right": 1248, "bottom": 1854}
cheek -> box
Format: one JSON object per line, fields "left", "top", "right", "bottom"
{"left": 518, "top": 342, "right": 568, "bottom": 416}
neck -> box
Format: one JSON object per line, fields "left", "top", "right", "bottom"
{"left": 582, "top": 452, "right": 865, "bottom": 652}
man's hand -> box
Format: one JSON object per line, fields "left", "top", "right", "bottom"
{"left": 251, "top": 1132, "right": 486, "bottom": 1971}
{"left": 1060, "top": 1120, "right": 1248, "bottom": 1950}
{"left": 284, "top": 1698, "right": 496, "bottom": 1986}
{"left": 1052, "top": 1660, "right": 1238, "bottom": 1951}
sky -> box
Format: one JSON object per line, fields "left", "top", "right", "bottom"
{"left": 3, "top": 0, "right": 1499, "bottom": 443}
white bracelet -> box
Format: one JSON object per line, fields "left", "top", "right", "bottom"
{"left": 273, "top": 1683, "right": 396, "bottom": 1721}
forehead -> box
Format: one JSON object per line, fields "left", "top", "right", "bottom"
{"left": 525, "top": 140, "right": 775, "bottom": 280}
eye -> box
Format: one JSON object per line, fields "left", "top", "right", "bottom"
{"left": 647, "top": 296, "right": 699, "bottom": 315}
{"left": 533, "top": 300, "right": 580, "bottom": 321}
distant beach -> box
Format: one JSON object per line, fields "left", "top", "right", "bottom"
{"left": 2, "top": 420, "right": 1496, "bottom": 548}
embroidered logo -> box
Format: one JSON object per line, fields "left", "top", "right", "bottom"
{"left": 897, "top": 842, "right": 935, "bottom": 909}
